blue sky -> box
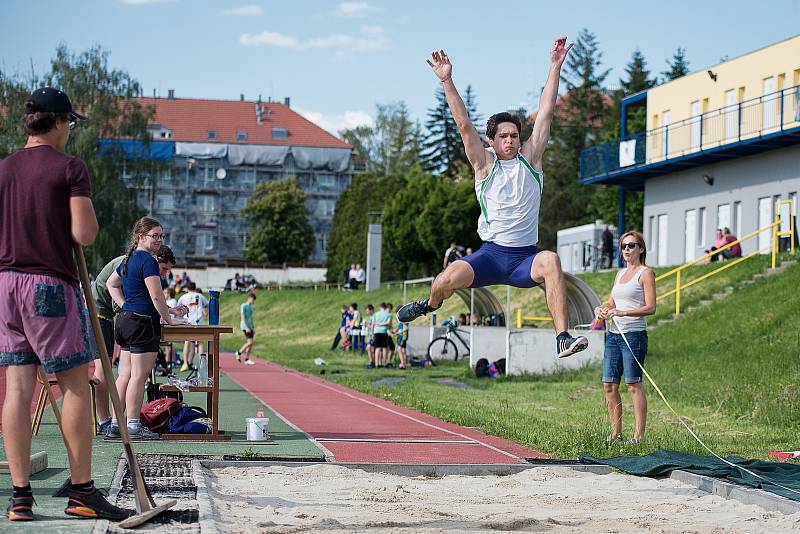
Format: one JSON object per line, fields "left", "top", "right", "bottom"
{"left": 1, "top": 0, "right": 798, "bottom": 135}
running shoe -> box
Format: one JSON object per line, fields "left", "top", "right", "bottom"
{"left": 65, "top": 488, "right": 132, "bottom": 521}
{"left": 105, "top": 425, "right": 121, "bottom": 439}
{"left": 97, "top": 418, "right": 112, "bottom": 435}
{"left": 396, "top": 299, "right": 439, "bottom": 323}
{"left": 7, "top": 495, "right": 35, "bottom": 521}
{"left": 128, "top": 426, "right": 160, "bottom": 441}
{"left": 179, "top": 362, "right": 190, "bottom": 372}
{"left": 556, "top": 332, "right": 589, "bottom": 358}
{"left": 244, "top": 359, "right": 255, "bottom": 366}
{"left": 625, "top": 437, "right": 644, "bottom": 445}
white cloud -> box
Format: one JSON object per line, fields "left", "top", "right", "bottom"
{"left": 334, "top": 1, "right": 380, "bottom": 17}
{"left": 297, "top": 108, "right": 374, "bottom": 135}
{"left": 239, "top": 27, "right": 388, "bottom": 59}
{"left": 223, "top": 4, "right": 263, "bottom": 16}
{"left": 121, "top": 0, "right": 177, "bottom": 4}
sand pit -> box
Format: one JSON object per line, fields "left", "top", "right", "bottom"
{"left": 200, "top": 464, "right": 800, "bottom": 533}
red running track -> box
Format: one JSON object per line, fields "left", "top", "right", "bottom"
{"left": 221, "top": 355, "right": 547, "bottom": 464}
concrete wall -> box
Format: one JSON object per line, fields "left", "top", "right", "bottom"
{"left": 643, "top": 145, "right": 800, "bottom": 266}
{"left": 175, "top": 266, "right": 327, "bottom": 290}
{"left": 408, "top": 325, "right": 606, "bottom": 376}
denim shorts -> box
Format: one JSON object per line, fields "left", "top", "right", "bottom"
{"left": 602, "top": 330, "right": 648, "bottom": 384}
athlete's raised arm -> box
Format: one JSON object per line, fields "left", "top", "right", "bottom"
{"left": 427, "top": 50, "right": 489, "bottom": 173}
{"left": 522, "top": 37, "right": 573, "bottom": 170}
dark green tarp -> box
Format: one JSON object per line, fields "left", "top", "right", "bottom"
{"left": 580, "top": 449, "right": 800, "bottom": 502}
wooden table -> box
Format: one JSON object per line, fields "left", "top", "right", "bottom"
{"left": 159, "top": 324, "right": 233, "bottom": 441}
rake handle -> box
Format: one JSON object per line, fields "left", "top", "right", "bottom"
{"left": 73, "top": 243, "right": 156, "bottom": 512}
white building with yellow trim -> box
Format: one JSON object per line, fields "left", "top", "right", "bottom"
{"left": 581, "top": 35, "right": 800, "bottom": 266}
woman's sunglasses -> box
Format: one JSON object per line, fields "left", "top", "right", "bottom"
{"left": 621, "top": 242, "right": 640, "bottom": 250}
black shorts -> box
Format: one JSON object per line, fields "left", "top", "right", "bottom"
{"left": 373, "top": 333, "right": 389, "bottom": 348}
{"left": 115, "top": 311, "right": 161, "bottom": 353}
{"left": 242, "top": 327, "right": 254, "bottom": 339}
{"left": 98, "top": 316, "right": 115, "bottom": 358}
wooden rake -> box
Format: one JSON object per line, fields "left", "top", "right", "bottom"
{"left": 74, "top": 244, "right": 176, "bottom": 528}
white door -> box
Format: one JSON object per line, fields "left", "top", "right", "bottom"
{"left": 559, "top": 244, "right": 571, "bottom": 272}
{"left": 684, "top": 209, "right": 697, "bottom": 262}
{"left": 691, "top": 101, "right": 701, "bottom": 149}
{"left": 763, "top": 77, "right": 777, "bottom": 131}
{"left": 725, "top": 89, "right": 737, "bottom": 141}
{"left": 758, "top": 197, "right": 772, "bottom": 253}
{"left": 662, "top": 111, "right": 671, "bottom": 158}
{"left": 658, "top": 214, "right": 669, "bottom": 266}
{"left": 717, "top": 204, "right": 731, "bottom": 232}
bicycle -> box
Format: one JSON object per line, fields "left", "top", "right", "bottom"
{"left": 427, "top": 318, "right": 471, "bottom": 361}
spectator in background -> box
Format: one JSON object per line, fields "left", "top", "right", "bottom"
{"left": 714, "top": 229, "right": 727, "bottom": 261}
{"left": 458, "top": 313, "right": 468, "bottom": 326}
{"left": 723, "top": 227, "right": 741, "bottom": 258}
{"left": 601, "top": 225, "right": 614, "bottom": 269}
{"left": 364, "top": 304, "right": 376, "bottom": 366}
{"left": 470, "top": 313, "right": 481, "bottom": 326}
{"left": 465, "top": 247, "right": 473, "bottom": 257}
{"left": 372, "top": 303, "right": 392, "bottom": 367}
{"left": 385, "top": 303, "right": 396, "bottom": 358}
{"left": 396, "top": 320, "right": 409, "bottom": 369}
{"left": 348, "top": 263, "right": 359, "bottom": 289}
{"left": 355, "top": 264, "right": 366, "bottom": 287}
{"left": 443, "top": 242, "right": 463, "bottom": 271}
{"left": 331, "top": 304, "right": 349, "bottom": 350}
{"left": 177, "top": 282, "right": 208, "bottom": 371}
{"left": 349, "top": 303, "right": 363, "bottom": 353}
{"left": 236, "top": 292, "right": 257, "bottom": 365}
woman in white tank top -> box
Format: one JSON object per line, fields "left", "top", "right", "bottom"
{"left": 594, "top": 231, "right": 656, "bottom": 445}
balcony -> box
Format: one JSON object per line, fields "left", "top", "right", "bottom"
{"left": 580, "top": 85, "right": 800, "bottom": 187}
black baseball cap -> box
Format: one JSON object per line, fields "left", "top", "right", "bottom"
{"left": 25, "top": 87, "right": 87, "bottom": 121}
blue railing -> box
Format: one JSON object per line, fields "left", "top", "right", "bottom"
{"left": 580, "top": 84, "right": 800, "bottom": 181}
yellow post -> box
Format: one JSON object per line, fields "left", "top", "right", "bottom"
{"left": 675, "top": 271, "right": 681, "bottom": 315}
{"left": 516, "top": 308, "right": 522, "bottom": 329}
{"left": 772, "top": 221, "right": 778, "bottom": 270}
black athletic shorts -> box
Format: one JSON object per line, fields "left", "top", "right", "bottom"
{"left": 372, "top": 332, "right": 389, "bottom": 348}
{"left": 98, "top": 316, "right": 115, "bottom": 358}
{"left": 114, "top": 311, "right": 161, "bottom": 353}
{"left": 242, "top": 328, "right": 254, "bottom": 339}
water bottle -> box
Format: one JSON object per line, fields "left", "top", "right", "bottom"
{"left": 198, "top": 353, "right": 209, "bottom": 385}
{"left": 208, "top": 290, "right": 220, "bottom": 325}
{"left": 256, "top": 407, "right": 265, "bottom": 418}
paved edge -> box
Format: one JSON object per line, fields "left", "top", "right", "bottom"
{"left": 669, "top": 470, "right": 800, "bottom": 515}
{"left": 92, "top": 457, "right": 125, "bottom": 534}
{"left": 192, "top": 460, "right": 218, "bottom": 534}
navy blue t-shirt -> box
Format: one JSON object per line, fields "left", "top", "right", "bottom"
{"left": 117, "top": 250, "right": 161, "bottom": 321}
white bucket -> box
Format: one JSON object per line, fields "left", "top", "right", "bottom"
{"left": 246, "top": 417, "right": 269, "bottom": 441}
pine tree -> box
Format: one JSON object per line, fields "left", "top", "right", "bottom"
{"left": 662, "top": 47, "right": 690, "bottom": 81}
{"left": 421, "top": 84, "right": 480, "bottom": 177}
{"left": 621, "top": 48, "right": 656, "bottom": 95}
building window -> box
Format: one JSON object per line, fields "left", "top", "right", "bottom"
{"left": 207, "top": 130, "right": 217, "bottom": 140}
{"left": 317, "top": 234, "right": 327, "bottom": 253}
{"left": 271, "top": 127, "right": 288, "bottom": 140}
{"left": 156, "top": 194, "right": 174, "bottom": 210}
{"left": 198, "top": 195, "right": 216, "bottom": 212}
{"left": 317, "top": 174, "right": 335, "bottom": 188}
{"left": 236, "top": 131, "right": 248, "bottom": 141}
{"left": 734, "top": 201, "right": 743, "bottom": 239}
{"left": 137, "top": 190, "right": 149, "bottom": 210}
{"left": 196, "top": 234, "right": 216, "bottom": 255}
{"left": 717, "top": 203, "right": 731, "bottom": 232}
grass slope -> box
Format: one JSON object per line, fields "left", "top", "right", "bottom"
{"left": 217, "top": 256, "right": 799, "bottom": 459}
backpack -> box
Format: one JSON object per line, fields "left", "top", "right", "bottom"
{"left": 169, "top": 406, "right": 210, "bottom": 434}
{"left": 475, "top": 358, "right": 489, "bottom": 377}
{"left": 140, "top": 397, "right": 182, "bottom": 432}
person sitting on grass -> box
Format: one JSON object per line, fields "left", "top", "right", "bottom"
{"left": 236, "top": 292, "right": 257, "bottom": 365}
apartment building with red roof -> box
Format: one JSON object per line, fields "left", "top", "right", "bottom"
{"left": 114, "top": 92, "right": 354, "bottom": 264}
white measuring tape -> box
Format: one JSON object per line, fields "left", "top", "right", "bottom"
{"left": 609, "top": 316, "right": 800, "bottom": 497}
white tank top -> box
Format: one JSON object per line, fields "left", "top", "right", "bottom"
{"left": 475, "top": 148, "right": 543, "bottom": 247}
{"left": 609, "top": 266, "right": 647, "bottom": 333}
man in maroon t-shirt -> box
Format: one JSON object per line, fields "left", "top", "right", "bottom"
{"left": 0, "top": 88, "right": 130, "bottom": 522}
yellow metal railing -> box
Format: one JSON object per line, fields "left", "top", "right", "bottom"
{"left": 516, "top": 199, "right": 795, "bottom": 325}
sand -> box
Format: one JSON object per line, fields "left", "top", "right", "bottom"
{"left": 202, "top": 464, "right": 800, "bottom": 533}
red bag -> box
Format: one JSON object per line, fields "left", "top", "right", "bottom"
{"left": 140, "top": 398, "right": 182, "bottom": 432}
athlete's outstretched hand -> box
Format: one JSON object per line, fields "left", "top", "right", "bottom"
{"left": 550, "top": 37, "right": 573, "bottom": 67}
{"left": 426, "top": 50, "right": 452, "bottom": 82}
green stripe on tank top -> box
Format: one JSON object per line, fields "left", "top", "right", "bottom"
{"left": 518, "top": 154, "right": 543, "bottom": 194}
{"left": 478, "top": 159, "right": 499, "bottom": 224}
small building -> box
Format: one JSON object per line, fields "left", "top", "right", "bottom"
{"left": 557, "top": 221, "right": 617, "bottom": 273}
{"left": 580, "top": 35, "right": 800, "bottom": 266}
{"left": 108, "top": 93, "right": 354, "bottom": 264}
